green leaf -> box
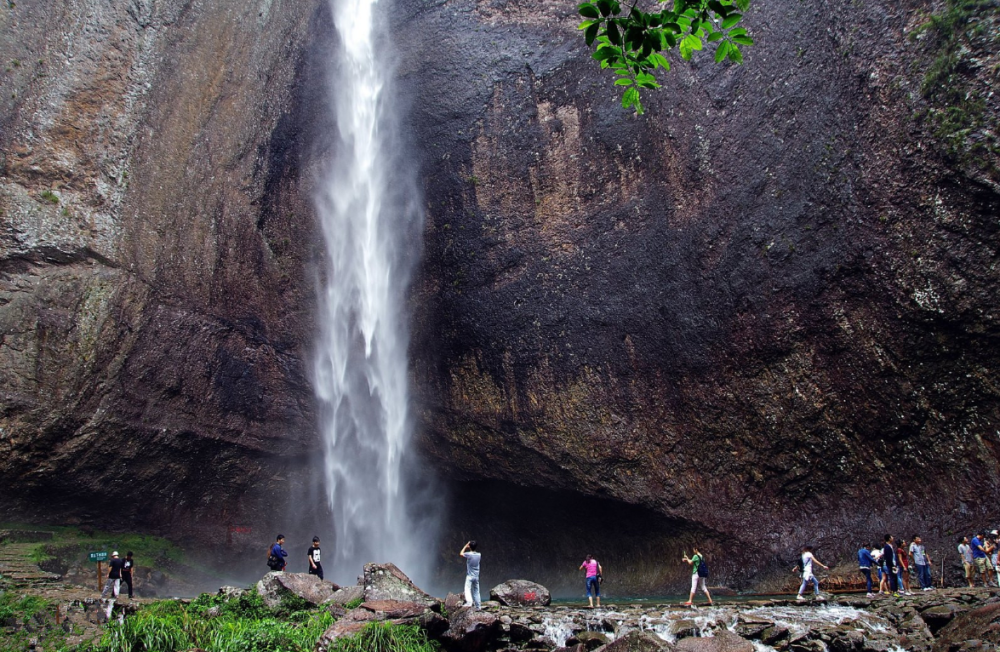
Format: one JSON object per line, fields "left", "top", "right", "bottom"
{"left": 594, "top": 46, "right": 620, "bottom": 61}
{"left": 728, "top": 42, "right": 743, "bottom": 63}
{"left": 663, "top": 21, "right": 682, "bottom": 33}
{"left": 615, "top": 78, "right": 634, "bottom": 85}
{"left": 579, "top": 3, "right": 600, "bottom": 19}
{"left": 707, "top": 30, "right": 724, "bottom": 42}
{"left": 596, "top": 0, "right": 612, "bottom": 17}
{"left": 607, "top": 21, "right": 621, "bottom": 45}
{"left": 679, "top": 34, "right": 702, "bottom": 60}
{"left": 579, "top": 19, "right": 596, "bottom": 30}
{"left": 714, "top": 40, "right": 730, "bottom": 62}
{"left": 735, "top": 0, "right": 750, "bottom": 11}
{"left": 731, "top": 34, "right": 754, "bottom": 45}
{"left": 708, "top": 1, "right": 727, "bottom": 15}
{"left": 650, "top": 52, "right": 670, "bottom": 70}
{"left": 721, "top": 13, "right": 741, "bottom": 29}
{"left": 728, "top": 27, "right": 747, "bottom": 36}
{"left": 586, "top": 22, "right": 600, "bottom": 46}
{"left": 622, "top": 86, "right": 640, "bottom": 109}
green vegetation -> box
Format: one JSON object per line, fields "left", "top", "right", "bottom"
{"left": 40, "top": 189, "right": 60, "bottom": 204}
{"left": 343, "top": 596, "right": 364, "bottom": 610}
{"left": 915, "top": 0, "right": 1000, "bottom": 164}
{"left": 90, "top": 594, "right": 334, "bottom": 652}
{"left": 327, "top": 622, "right": 440, "bottom": 652}
{"left": 0, "top": 591, "right": 52, "bottom": 622}
{"left": 578, "top": 0, "right": 753, "bottom": 113}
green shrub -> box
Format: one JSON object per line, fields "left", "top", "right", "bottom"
{"left": 0, "top": 591, "right": 51, "bottom": 622}
{"left": 343, "top": 597, "right": 364, "bottom": 610}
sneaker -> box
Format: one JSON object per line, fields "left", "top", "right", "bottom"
{"left": 796, "top": 595, "right": 806, "bottom": 601}
{"left": 892, "top": 592, "right": 900, "bottom": 598}
{"left": 866, "top": 593, "right": 875, "bottom": 598}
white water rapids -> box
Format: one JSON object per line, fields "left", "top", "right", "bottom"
{"left": 312, "top": 0, "right": 434, "bottom": 586}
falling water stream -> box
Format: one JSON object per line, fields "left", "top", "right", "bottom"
{"left": 312, "top": 0, "right": 432, "bottom": 586}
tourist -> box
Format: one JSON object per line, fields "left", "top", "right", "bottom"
{"left": 971, "top": 532, "right": 989, "bottom": 586}
{"left": 909, "top": 536, "right": 933, "bottom": 591}
{"left": 459, "top": 541, "right": 482, "bottom": 609}
{"left": 857, "top": 543, "right": 876, "bottom": 597}
{"left": 794, "top": 546, "right": 829, "bottom": 601}
{"left": 983, "top": 534, "right": 996, "bottom": 588}
{"left": 872, "top": 546, "right": 887, "bottom": 594}
{"left": 991, "top": 531, "right": 1000, "bottom": 586}
{"left": 682, "top": 547, "right": 712, "bottom": 606}
{"left": 958, "top": 536, "right": 974, "bottom": 587}
{"left": 307, "top": 536, "right": 323, "bottom": 580}
{"left": 881, "top": 535, "right": 899, "bottom": 596}
{"left": 268, "top": 534, "right": 288, "bottom": 572}
{"left": 121, "top": 551, "right": 135, "bottom": 600}
{"left": 896, "top": 538, "right": 912, "bottom": 595}
{"left": 579, "top": 554, "right": 602, "bottom": 608}
{"left": 100, "top": 551, "right": 125, "bottom": 599}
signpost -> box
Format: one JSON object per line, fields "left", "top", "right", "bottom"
{"left": 89, "top": 551, "right": 108, "bottom": 592}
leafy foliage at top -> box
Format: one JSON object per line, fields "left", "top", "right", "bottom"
{"left": 578, "top": 0, "right": 754, "bottom": 113}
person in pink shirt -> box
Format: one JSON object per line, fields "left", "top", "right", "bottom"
{"left": 579, "top": 555, "right": 603, "bottom": 608}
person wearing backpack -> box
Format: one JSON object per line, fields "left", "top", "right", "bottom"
{"left": 682, "top": 547, "right": 713, "bottom": 606}
{"left": 794, "top": 545, "right": 829, "bottom": 601}
{"left": 267, "top": 534, "right": 288, "bottom": 572}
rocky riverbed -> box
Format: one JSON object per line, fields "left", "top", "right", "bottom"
{"left": 257, "top": 564, "right": 1000, "bottom": 652}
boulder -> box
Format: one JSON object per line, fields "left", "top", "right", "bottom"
{"left": 363, "top": 563, "right": 438, "bottom": 606}
{"left": 324, "top": 585, "right": 364, "bottom": 607}
{"left": 216, "top": 586, "right": 246, "bottom": 600}
{"left": 508, "top": 621, "right": 537, "bottom": 643}
{"left": 602, "top": 631, "right": 670, "bottom": 651}
{"left": 573, "top": 631, "right": 610, "bottom": 650}
{"left": 490, "top": 579, "right": 552, "bottom": 607}
{"left": 445, "top": 592, "right": 465, "bottom": 612}
{"left": 419, "top": 610, "right": 451, "bottom": 637}
{"left": 733, "top": 616, "right": 774, "bottom": 640}
{"left": 675, "top": 632, "right": 753, "bottom": 652}
{"left": 256, "top": 572, "right": 340, "bottom": 609}
{"left": 919, "top": 603, "right": 968, "bottom": 634}
{"left": 315, "top": 620, "right": 370, "bottom": 652}
{"left": 360, "top": 600, "right": 431, "bottom": 619}
{"left": 932, "top": 602, "right": 1000, "bottom": 652}
{"left": 439, "top": 607, "right": 504, "bottom": 652}
{"left": 669, "top": 619, "right": 701, "bottom": 640}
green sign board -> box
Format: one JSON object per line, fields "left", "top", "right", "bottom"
{"left": 88, "top": 551, "right": 108, "bottom": 563}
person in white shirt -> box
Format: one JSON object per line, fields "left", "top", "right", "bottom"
{"left": 794, "top": 546, "right": 829, "bottom": 601}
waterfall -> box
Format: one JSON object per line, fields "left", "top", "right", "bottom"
{"left": 312, "top": 0, "right": 432, "bottom": 586}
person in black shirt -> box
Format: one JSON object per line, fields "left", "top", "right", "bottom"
{"left": 307, "top": 536, "right": 324, "bottom": 579}
{"left": 882, "top": 535, "right": 899, "bottom": 596}
{"left": 122, "top": 551, "right": 135, "bottom": 599}
{"left": 100, "top": 551, "right": 125, "bottom": 599}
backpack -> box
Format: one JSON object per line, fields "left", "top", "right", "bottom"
{"left": 697, "top": 558, "right": 709, "bottom": 578}
{"left": 266, "top": 547, "right": 283, "bottom": 570}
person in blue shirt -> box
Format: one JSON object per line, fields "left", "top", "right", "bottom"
{"left": 269, "top": 534, "right": 288, "bottom": 572}
{"left": 857, "top": 544, "right": 877, "bottom": 597}
{"left": 971, "top": 532, "right": 990, "bottom": 586}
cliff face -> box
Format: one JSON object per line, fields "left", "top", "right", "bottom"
{"left": 2, "top": 0, "right": 999, "bottom": 592}
{"left": 0, "top": 0, "right": 331, "bottom": 537}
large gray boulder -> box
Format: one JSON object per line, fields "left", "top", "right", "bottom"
{"left": 323, "top": 585, "right": 364, "bottom": 607}
{"left": 489, "top": 579, "right": 551, "bottom": 607}
{"left": 255, "top": 572, "right": 340, "bottom": 609}
{"left": 362, "top": 563, "right": 439, "bottom": 606}
{"left": 439, "top": 607, "right": 504, "bottom": 652}
{"left": 603, "top": 631, "right": 670, "bottom": 652}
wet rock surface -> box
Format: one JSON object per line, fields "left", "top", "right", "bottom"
{"left": 362, "top": 562, "right": 439, "bottom": 606}
{"left": 1, "top": 0, "right": 999, "bottom": 593}
{"left": 255, "top": 571, "right": 340, "bottom": 609}
{"left": 491, "top": 580, "right": 552, "bottom": 607}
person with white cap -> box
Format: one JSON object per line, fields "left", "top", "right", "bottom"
{"left": 100, "top": 551, "right": 125, "bottom": 599}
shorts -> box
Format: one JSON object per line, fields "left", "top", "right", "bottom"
{"left": 975, "top": 558, "right": 988, "bottom": 574}
{"left": 964, "top": 562, "right": 974, "bottom": 579}
{"left": 690, "top": 574, "right": 706, "bottom": 593}
{"left": 586, "top": 576, "right": 600, "bottom": 597}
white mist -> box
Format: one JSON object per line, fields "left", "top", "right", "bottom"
{"left": 312, "top": 0, "right": 434, "bottom": 588}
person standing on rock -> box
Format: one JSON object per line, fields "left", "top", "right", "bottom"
{"left": 909, "top": 536, "right": 933, "bottom": 591}
{"left": 307, "top": 536, "right": 323, "bottom": 580}
{"left": 579, "top": 554, "right": 603, "bottom": 608}
{"left": 121, "top": 551, "right": 135, "bottom": 600}
{"left": 100, "top": 551, "right": 125, "bottom": 599}
{"left": 681, "top": 547, "right": 712, "bottom": 606}
{"left": 881, "top": 535, "right": 899, "bottom": 596}
{"left": 971, "top": 532, "right": 989, "bottom": 586}
{"left": 794, "top": 546, "right": 829, "bottom": 601}
{"left": 958, "top": 536, "right": 975, "bottom": 587}
{"left": 268, "top": 534, "right": 288, "bottom": 572}
{"left": 896, "top": 538, "right": 912, "bottom": 595}
{"left": 460, "top": 541, "right": 482, "bottom": 610}
{"left": 858, "top": 544, "right": 877, "bottom": 597}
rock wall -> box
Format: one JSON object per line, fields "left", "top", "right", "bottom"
{"left": 1, "top": 0, "right": 999, "bottom": 592}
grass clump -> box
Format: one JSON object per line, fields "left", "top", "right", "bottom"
{"left": 329, "top": 621, "right": 440, "bottom": 652}
{"left": 343, "top": 596, "right": 364, "bottom": 610}
{"left": 39, "top": 189, "right": 60, "bottom": 204}
{"left": 0, "top": 591, "right": 51, "bottom": 622}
